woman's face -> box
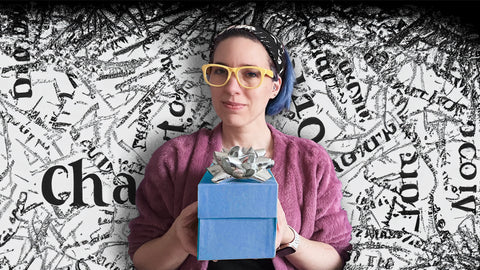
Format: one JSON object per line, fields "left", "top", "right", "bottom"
{"left": 210, "top": 36, "right": 281, "bottom": 129}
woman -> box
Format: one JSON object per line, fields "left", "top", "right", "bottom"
{"left": 128, "top": 25, "right": 352, "bottom": 270}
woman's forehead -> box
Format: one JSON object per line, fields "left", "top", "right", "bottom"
{"left": 212, "top": 37, "right": 271, "bottom": 66}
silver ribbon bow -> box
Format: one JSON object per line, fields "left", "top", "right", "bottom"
{"left": 207, "top": 146, "right": 275, "bottom": 183}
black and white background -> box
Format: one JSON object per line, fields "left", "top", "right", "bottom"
{"left": 0, "top": 2, "right": 479, "bottom": 269}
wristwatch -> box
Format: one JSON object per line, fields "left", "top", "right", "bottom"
{"left": 276, "top": 225, "right": 300, "bottom": 257}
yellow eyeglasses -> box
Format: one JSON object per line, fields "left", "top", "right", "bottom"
{"left": 202, "top": 64, "right": 274, "bottom": 89}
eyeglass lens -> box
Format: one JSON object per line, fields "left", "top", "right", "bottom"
{"left": 206, "top": 66, "right": 263, "bottom": 88}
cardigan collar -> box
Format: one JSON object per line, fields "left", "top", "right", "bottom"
{"left": 209, "top": 121, "right": 285, "bottom": 165}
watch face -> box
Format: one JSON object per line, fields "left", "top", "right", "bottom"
{"left": 276, "top": 247, "right": 295, "bottom": 257}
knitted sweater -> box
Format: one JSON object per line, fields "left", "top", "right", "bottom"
{"left": 128, "top": 123, "right": 352, "bottom": 269}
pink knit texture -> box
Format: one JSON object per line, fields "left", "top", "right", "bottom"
{"left": 128, "top": 123, "right": 352, "bottom": 269}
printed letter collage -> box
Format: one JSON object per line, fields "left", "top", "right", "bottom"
{"left": 0, "top": 2, "right": 478, "bottom": 269}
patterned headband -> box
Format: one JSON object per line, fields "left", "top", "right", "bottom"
{"left": 210, "top": 25, "right": 286, "bottom": 78}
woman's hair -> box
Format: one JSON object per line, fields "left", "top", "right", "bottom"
{"left": 209, "top": 26, "right": 295, "bottom": 116}
{"left": 266, "top": 49, "right": 294, "bottom": 115}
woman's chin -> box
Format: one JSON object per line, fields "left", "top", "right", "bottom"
{"left": 220, "top": 117, "right": 247, "bottom": 128}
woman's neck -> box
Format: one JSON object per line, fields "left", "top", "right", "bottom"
{"left": 221, "top": 122, "right": 273, "bottom": 157}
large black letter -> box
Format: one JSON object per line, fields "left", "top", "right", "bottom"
{"left": 297, "top": 117, "right": 325, "bottom": 143}
{"left": 113, "top": 173, "right": 136, "bottom": 204}
{"left": 42, "top": 165, "right": 68, "bottom": 205}
{"left": 70, "top": 159, "right": 108, "bottom": 207}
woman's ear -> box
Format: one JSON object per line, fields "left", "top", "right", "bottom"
{"left": 271, "top": 78, "right": 282, "bottom": 98}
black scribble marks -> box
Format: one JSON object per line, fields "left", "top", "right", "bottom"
{"left": 0, "top": 2, "right": 478, "bottom": 269}
{"left": 0, "top": 192, "right": 42, "bottom": 247}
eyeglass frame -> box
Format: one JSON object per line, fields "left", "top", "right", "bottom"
{"left": 201, "top": 63, "right": 275, "bottom": 89}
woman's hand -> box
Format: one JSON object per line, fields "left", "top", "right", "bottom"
{"left": 275, "top": 199, "right": 294, "bottom": 248}
{"left": 172, "top": 201, "right": 199, "bottom": 256}
{"left": 274, "top": 200, "right": 343, "bottom": 270}
{"left": 132, "top": 201, "right": 199, "bottom": 269}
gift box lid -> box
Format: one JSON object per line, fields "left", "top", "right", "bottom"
{"left": 198, "top": 169, "right": 278, "bottom": 219}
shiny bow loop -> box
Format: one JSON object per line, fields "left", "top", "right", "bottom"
{"left": 207, "top": 146, "right": 275, "bottom": 183}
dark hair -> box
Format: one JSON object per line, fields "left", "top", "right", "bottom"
{"left": 209, "top": 27, "right": 295, "bottom": 115}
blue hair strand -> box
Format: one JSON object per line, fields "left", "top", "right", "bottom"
{"left": 266, "top": 49, "right": 295, "bottom": 115}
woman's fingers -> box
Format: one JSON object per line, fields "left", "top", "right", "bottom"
{"left": 276, "top": 199, "right": 295, "bottom": 249}
{"left": 174, "top": 201, "right": 199, "bottom": 256}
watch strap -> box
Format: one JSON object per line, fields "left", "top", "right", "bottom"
{"left": 276, "top": 225, "right": 300, "bottom": 257}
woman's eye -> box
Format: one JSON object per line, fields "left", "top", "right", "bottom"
{"left": 213, "top": 68, "right": 227, "bottom": 75}
{"left": 243, "top": 69, "right": 260, "bottom": 78}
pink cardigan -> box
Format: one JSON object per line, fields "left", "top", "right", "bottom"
{"left": 128, "top": 123, "right": 352, "bottom": 269}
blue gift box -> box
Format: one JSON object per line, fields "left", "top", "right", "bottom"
{"left": 197, "top": 169, "right": 278, "bottom": 261}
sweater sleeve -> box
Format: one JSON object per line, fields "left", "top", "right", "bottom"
{"left": 127, "top": 143, "right": 177, "bottom": 260}
{"left": 310, "top": 146, "right": 352, "bottom": 264}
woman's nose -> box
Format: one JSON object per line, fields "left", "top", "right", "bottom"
{"left": 223, "top": 73, "right": 243, "bottom": 93}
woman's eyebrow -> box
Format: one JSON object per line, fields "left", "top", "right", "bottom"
{"left": 212, "top": 62, "right": 260, "bottom": 67}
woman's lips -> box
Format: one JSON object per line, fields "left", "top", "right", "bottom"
{"left": 223, "top": 101, "right": 246, "bottom": 110}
